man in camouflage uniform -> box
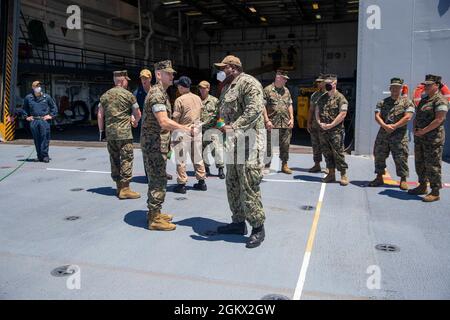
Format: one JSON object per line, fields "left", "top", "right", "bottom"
{"left": 141, "top": 60, "right": 194, "bottom": 231}
{"left": 214, "top": 55, "right": 266, "bottom": 249}
{"left": 307, "top": 74, "right": 327, "bottom": 173}
{"left": 263, "top": 70, "right": 294, "bottom": 174}
{"left": 368, "top": 78, "right": 415, "bottom": 190}
{"left": 408, "top": 74, "right": 449, "bottom": 202}
{"left": 199, "top": 80, "right": 225, "bottom": 179}
{"left": 134, "top": 68, "right": 173, "bottom": 181}
{"left": 98, "top": 70, "right": 141, "bottom": 199}
{"left": 315, "top": 74, "right": 349, "bottom": 186}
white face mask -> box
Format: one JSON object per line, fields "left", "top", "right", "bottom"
{"left": 216, "top": 71, "right": 227, "bottom": 82}
{"left": 33, "top": 87, "right": 42, "bottom": 94}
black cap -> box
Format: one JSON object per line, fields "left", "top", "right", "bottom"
{"left": 422, "top": 74, "right": 442, "bottom": 85}
{"left": 315, "top": 73, "right": 325, "bottom": 82}
{"left": 390, "top": 77, "right": 404, "bottom": 86}
{"left": 174, "top": 76, "right": 192, "bottom": 88}
{"left": 324, "top": 74, "right": 337, "bottom": 81}
{"left": 276, "top": 69, "right": 290, "bottom": 79}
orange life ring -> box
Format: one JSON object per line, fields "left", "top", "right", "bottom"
{"left": 413, "top": 84, "right": 425, "bottom": 106}
{"left": 401, "top": 84, "right": 409, "bottom": 98}
{"left": 441, "top": 83, "right": 450, "bottom": 102}
{"left": 413, "top": 83, "right": 450, "bottom": 106}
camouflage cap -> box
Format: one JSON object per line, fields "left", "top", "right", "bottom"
{"left": 113, "top": 70, "right": 131, "bottom": 80}
{"left": 422, "top": 74, "right": 442, "bottom": 85}
{"left": 315, "top": 73, "right": 325, "bottom": 82}
{"left": 198, "top": 80, "right": 210, "bottom": 89}
{"left": 154, "top": 60, "right": 176, "bottom": 73}
{"left": 32, "top": 80, "right": 41, "bottom": 87}
{"left": 324, "top": 74, "right": 338, "bottom": 82}
{"left": 214, "top": 55, "right": 242, "bottom": 68}
{"left": 139, "top": 69, "right": 152, "bottom": 79}
{"left": 390, "top": 77, "right": 404, "bottom": 86}
{"left": 276, "top": 69, "right": 290, "bottom": 80}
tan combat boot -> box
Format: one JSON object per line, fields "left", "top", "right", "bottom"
{"left": 408, "top": 183, "right": 428, "bottom": 195}
{"left": 323, "top": 168, "right": 336, "bottom": 183}
{"left": 116, "top": 181, "right": 122, "bottom": 196}
{"left": 368, "top": 174, "right": 384, "bottom": 187}
{"left": 148, "top": 212, "right": 176, "bottom": 231}
{"left": 399, "top": 177, "right": 409, "bottom": 191}
{"left": 340, "top": 170, "right": 349, "bottom": 186}
{"left": 423, "top": 189, "right": 440, "bottom": 202}
{"left": 118, "top": 182, "right": 141, "bottom": 199}
{"left": 308, "top": 163, "right": 322, "bottom": 173}
{"left": 146, "top": 211, "right": 173, "bottom": 222}
{"left": 281, "top": 162, "right": 293, "bottom": 174}
{"left": 160, "top": 213, "right": 174, "bottom": 221}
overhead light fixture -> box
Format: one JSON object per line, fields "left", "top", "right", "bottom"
{"left": 249, "top": 6, "right": 257, "bottom": 13}
{"left": 185, "top": 11, "right": 202, "bottom": 16}
{"left": 203, "top": 21, "right": 218, "bottom": 25}
{"left": 347, "top": 9, "right": 359, "bottom": 13}
{"left": 315, "top": 14, "right": 321, "bottom": 19}
{"left": 312, "top": 3, "right": 319, "bottom": 10}
{"left": 162, "top": 0, "right": 181, "bottom": 5}
{"left": 348, "top": 1, "right": 359, "bottom": 3}
{"left": 260, "top": 16, "right": 267, "bottom": 22}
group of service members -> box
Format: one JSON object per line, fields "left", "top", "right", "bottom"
{"left": 14, "top": 54, "right": 448, "bottom": 249}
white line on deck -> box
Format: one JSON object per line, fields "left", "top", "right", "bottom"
{"left": 293, "top": 180, "right": 327, "bottom": 300}
{"left": 262, "top": 178, "right": 317, "bottom": 184}
{"left": 46, "top": 168, "right": 111, "bottom": 174}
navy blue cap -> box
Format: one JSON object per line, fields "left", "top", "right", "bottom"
{"left": 174, "top": 76, "right": 192, "bottom": 88}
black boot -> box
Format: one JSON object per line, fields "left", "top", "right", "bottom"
{"left": 193, "top": 179, "right": 207, "bottom": 191}
{"left": 166, "top": 173, "right": 173, "bottom": 180}
{"left": 218, "top": 167, "right": 225, "bottom": 179}
{"left": 173, "top": 184, "right": 187, "bottom": 194}
{"left": 217, "top": 222, "right": 248, "bottom": 235}
{"left": 246, "top": 225, "right": 265, "bottom": 249}
{"left": 205, "top": 166, "right": 211, "bottom": 176}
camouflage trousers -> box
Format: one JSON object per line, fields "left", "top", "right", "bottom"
{"left": 265, "top": 128, "right": 292, "bottom": 163}
{"left": 142, "top": 146, "right": 168, "bottom": 215}
{"left": 202, "top": 133, "right": 224, "bottom": 169}
{"left": 107, "top": 139, "right": 134, "bottom": 184}
{"left": 373, "top": 131, "right": 409, "bottom": 178}
{"left": 310, "top": 122, "right": 323, "bottom": 163}
{"left": 226, "top": 163, "right": 265, "bottom": 228}
{"left": 414, "top": 136, "right": 444, "bottom": 190}
{"left": 319, "top": 129, "right": 348, "bottom": 172}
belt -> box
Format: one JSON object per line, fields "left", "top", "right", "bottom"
{"left": 32, "top": 116, "right": 45, "bottom": 120}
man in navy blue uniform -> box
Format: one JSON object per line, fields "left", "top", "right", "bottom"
{"left": 22, "top": 81, "right": 58, "bottom": 163}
